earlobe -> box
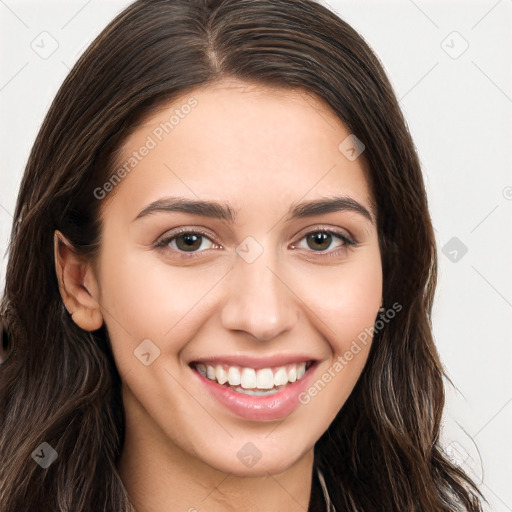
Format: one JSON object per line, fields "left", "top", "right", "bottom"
{"left": 53, "top": 230, "right": 104, "bottom": 332}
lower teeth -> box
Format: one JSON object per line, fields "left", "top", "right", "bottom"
{"left": 230, "top": 385, "right": 284, "bottom": 396}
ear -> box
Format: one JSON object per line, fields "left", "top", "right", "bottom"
{"left": 54, "top": 230, "right": 103, "bottom": 331}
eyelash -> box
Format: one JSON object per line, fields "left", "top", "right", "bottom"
{"left": 154, "top": 227, "right": 357, "bottom": 260}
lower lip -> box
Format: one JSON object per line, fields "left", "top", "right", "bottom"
{"left": 191, "top": 363, "right": 317, "bottom": 421}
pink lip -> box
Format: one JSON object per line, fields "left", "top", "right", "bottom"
{"left": 190, "top": 361, "right": 318, "bottom": 421}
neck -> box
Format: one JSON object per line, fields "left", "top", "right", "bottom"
{"left": 117, "top": 385, "right": 315, "bottom": 512}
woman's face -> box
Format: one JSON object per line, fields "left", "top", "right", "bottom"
{"left": 90, "top": 79, "right": 382, "bottom": 476}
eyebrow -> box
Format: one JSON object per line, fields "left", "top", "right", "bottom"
{"left": 134, "top": 195, "right": 374, "bottom": 224}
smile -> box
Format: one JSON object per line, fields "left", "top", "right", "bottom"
{"left": 192, "top": 361, "right": 313, "bottom": 396}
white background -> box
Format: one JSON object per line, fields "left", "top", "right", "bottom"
{"left": 1, "top": 0, "right": 511, "bottom": 510}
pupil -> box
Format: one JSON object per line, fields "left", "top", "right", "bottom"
{"left": 307, "top": 232, "right": 331, "bottom": 251}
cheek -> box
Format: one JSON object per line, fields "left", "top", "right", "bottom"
{"left": 291, "top": 247, "right": 382, "bottom": 349}
{"left": 95, "top": 244, "right": 228, "bottom": 362}
{"left": 291, "top": 248, "right": 381, "bottom": 411}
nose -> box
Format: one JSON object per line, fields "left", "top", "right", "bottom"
{"left": 220, "top": 248, "right": 299, "bottom": 342}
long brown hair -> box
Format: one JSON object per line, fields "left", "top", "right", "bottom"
{"left": 0, "top": 1, "right": 484, "bottom": 510}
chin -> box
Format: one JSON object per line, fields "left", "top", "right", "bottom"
{"left": 195, "top": 435, "right": 315, "bottom": 477}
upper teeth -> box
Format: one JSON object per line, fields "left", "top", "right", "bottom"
{"left": 195, "top": 362, "right": 308, "bottom": 389}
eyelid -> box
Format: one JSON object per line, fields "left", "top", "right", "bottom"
{"left": 154, "top": 226, "right": 222, "bottom": 248}
{"left": 291, "top": 224, "right": 356, "bottom": 247}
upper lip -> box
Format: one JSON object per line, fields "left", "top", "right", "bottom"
{"left": 189, "top": 354, "right": 318, "bottom": 369}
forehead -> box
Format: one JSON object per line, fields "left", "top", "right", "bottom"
{"left": 102, "top": 80, "right": 374, "bottom": 221}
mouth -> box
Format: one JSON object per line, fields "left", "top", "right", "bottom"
{"left": 189, "top": 360, "right": 315, "bottom": 397}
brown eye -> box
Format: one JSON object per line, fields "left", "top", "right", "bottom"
{"left": 174, "top": 233, "right": 203, "bottom": 252}
{"left": 306, "top": 232, "right": 334, "bottom": 251}
{"left": 296, "top": 229, "right": 354, "bottom": 253}
{"left": 156, "top": 229, "right": 220, "bottom": 255}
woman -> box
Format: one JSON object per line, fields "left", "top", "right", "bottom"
{"left": 0, "top": 0, "right": 484, "bottom": 510}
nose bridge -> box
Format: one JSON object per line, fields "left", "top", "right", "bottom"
{"left": 220, "top": 237, "right": 298, "bottom": 341}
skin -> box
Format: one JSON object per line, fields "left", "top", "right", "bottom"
{"left": 54, "top": 79, "right": 382, "bottom": 512}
